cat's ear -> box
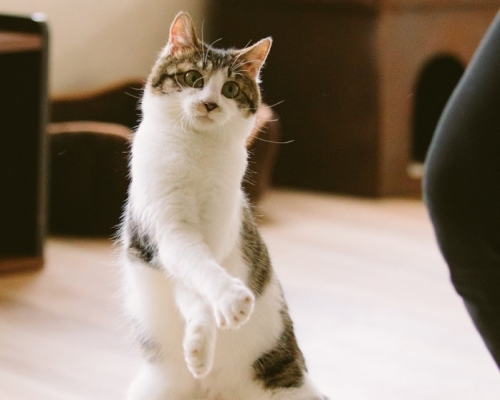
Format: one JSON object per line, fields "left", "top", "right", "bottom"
{"left": 236, "top": 38, "right": 272, "bottom": 80}
{"left": 165, "top": 12, "right": 200, "bottom": 55}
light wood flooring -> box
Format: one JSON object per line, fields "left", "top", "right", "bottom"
{"left": 0, "top": 189, "right": 499, "bottom": 399}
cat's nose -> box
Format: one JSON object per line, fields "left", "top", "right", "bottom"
{"left": 203, "top": 102, "right": 219, "bottom": 112}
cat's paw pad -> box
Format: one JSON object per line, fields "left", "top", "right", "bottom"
{"left": 214, "top": 278, "right": 255, "bottom": 330}
{"left": 183, "top": 330, "right": 214, "bottom": 379}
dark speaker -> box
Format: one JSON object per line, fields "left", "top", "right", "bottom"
{"left": 0, "top": 14, "right": 49, "bottom": 272}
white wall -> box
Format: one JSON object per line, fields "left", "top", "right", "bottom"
{"left": 0, "top": 0, "right": 206, "bottom": 94}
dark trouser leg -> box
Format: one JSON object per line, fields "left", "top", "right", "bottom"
{"left": 423, "top": 12, "right": 500, "bottom": 369}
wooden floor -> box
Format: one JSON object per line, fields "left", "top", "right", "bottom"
{"left": 0, "top": 189, "right": 498, "bottom": 399}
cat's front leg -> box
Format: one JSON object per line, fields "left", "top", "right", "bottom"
{"left": 175, "top": 285, "right": 217, "bottom": 378}
{"left": 158, "top": 224, "right": 255, "bottom": 330}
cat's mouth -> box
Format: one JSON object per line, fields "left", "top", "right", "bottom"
{"left": 195, "top": 114, "right": 215, "bottom": 124}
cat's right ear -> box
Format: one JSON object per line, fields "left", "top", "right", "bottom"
{"left": 235, "top": 38, "right": 272, "bottom": 81}
{"left": 163, "top": 12, "right": 200, "bottom": 56}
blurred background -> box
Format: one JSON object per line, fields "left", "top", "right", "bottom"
{"left": 2, "top": 0, "right": 499, "bottom": 245}
{"left": 0, "top": 0, "right": 206, "bottom": 93}
{"left": 2, "top": 0, "right": 498, "bottom": 200}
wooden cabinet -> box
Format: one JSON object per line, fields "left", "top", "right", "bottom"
{"left": 0, "top": 14, "right": 49, "bottom": 272}
{"left": 208, "top": 0, "right": 499, "bottom": 196}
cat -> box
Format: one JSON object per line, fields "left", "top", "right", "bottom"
{"left": 120, "top": 11, "right": 327, "bottom": 400}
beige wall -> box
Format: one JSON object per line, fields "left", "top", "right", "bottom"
{"left": 0, "top": 0, "right": 206, "bottom": 94}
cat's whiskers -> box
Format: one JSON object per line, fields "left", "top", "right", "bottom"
{"left": 231, "top": 113, "right": 252, "bottom": 124}
{"left": 230, "top": 112, "right": 293, "bottom": 145}
{"left": 193, "top": 22, "right": 204, "bottom": 61}
{"left": 167, "top": 104, "right": 186, "bottom": 117}
{"left": 194, "top": 45, "right": 203, "bottom": 62}
{"left": 229, "top": 41, "right": 252, "bottom": 73}
{"left": 253, "top": 136, "right": 294, "bottom": 145}
{"left": 180, "top": 109, "right": 193, "bottom": 132}
{"left": 204, "top": 38, "right": 223, "bottom": 67}
{"left": 231, "top": 58, "right": 262, "bottom": 72}
{"left": 200, "top": 20, "right": 206, "bottom": 67}
{"left": 125, "top": 91, "right": 142, "bottom": 101}
{"left": 171, "top": 73, "right": 183, "bottom": 91}
{"left": 180, "top": 114, "right": 191, "bottom": 134}
{"left": 242, "top": 40, "right": 253, "bottom": 50}
{"left": 170, "top": 105, "right": 190, "bottom": 133}
{"left": 238, "top": 98, "right": 285, "bottom": 114}
{"left": 193, "top": 71, "right": 211, "bottom": 89}
{"left": 262, "top": 100, "right": 284, "bottom": 109}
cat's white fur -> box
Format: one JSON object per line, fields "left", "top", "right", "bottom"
{"left": 122, "top": 12, "right": 324, "bottom": 400}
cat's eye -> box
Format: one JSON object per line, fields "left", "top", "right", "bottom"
{"left": 184, "top": 70, "right": 203, "bottom": 88}
{"left": 222, "top": 81, "right": 240, "bottom": 99}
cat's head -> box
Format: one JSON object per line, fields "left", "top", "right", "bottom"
{"left": 143, "top": 12, "right": 272, "bottom": 133}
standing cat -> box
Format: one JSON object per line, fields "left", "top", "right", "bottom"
{"left": 121, "top": 11, "right": 326, "bottom": 400}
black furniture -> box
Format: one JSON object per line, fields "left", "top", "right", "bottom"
{"left": 0, "top": 14, "right": 49, "bottom": 272}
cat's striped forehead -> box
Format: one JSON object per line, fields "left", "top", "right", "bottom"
{"left": 148, "top": 45, "right": 261, "bottom": 115}
{"left": 159, "top": 47, "right": 235, "bottom": 75}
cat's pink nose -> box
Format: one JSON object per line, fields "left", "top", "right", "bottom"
{"left": 203, "top": 102, "right": 218, "bottom": 112}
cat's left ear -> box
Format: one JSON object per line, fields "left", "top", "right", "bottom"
{"left": 236, "top": 38, "right": 272, "bottom": 81}
{"left": 165, "top": 12, "right": 200, "bottom": 55}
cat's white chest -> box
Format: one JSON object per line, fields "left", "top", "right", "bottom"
{"left": 192, "top": 146, "right": 246, "bottom": 260}
{"left": 131, "top": 119, "right": 248, "bottom": 262}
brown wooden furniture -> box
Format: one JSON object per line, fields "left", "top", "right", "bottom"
{"left": 209, "top": 0, "right": 500, "bottom": 196}
{"left": 0, "top": 14, "right": 49, "bottom": 273}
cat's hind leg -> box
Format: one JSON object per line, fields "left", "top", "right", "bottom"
{"left": 175, "top": 284, "right": 217, "bottom": 379}
{"left": 124, "top": 259, "right": 202, "bottom": 399}
{"left": 127, "top": 360, "right": 206, "bottom": 400}
{"left": 127, "top": 362, "right": 166, "bottom": 400}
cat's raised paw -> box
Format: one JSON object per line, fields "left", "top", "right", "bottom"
{"left": 183, "top": 328, "right": 214, "bottom": 379}
{"left": 214, "top": 278, "right": 255, "bottom": 330}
